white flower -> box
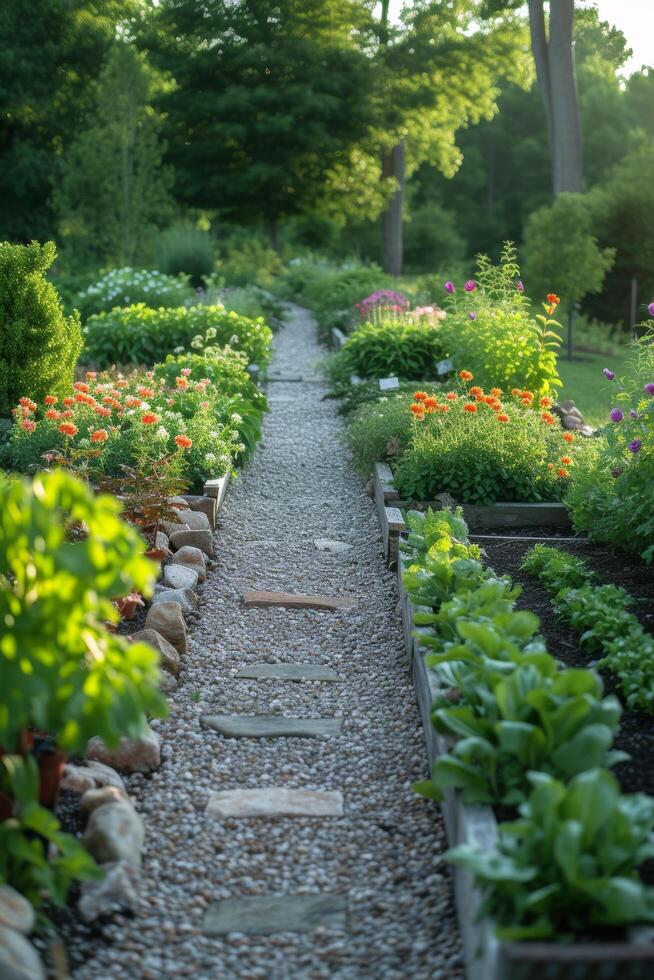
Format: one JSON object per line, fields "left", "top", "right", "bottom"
{"left": 156, "top": 426, "right": 169, "bottom": 439}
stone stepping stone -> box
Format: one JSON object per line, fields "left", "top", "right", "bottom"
{"left": 235, "top": 663, "right": 341, "bottom": 682}
{"left": 206, "top": 788, "right": 344, "bottom": 818}
{"left": 203, "top": 893, "right": 346, "bottom": 937}
{"left": 314, "top": 538, "right": 353, "bottom": 554}
{"left": 200, "top": 714, "right": 343, "bottom": 739}
{"left": 243, "top": 591, "right": 357, "bottom": 612}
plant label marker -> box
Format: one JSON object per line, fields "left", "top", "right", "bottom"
{"left": 436, "top": 358, "right": 454, "bottom": 376}
{"left": 379, "top": 376, "right": 400, "bottom": 391}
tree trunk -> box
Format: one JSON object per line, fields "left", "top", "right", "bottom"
{"left": 267, "top": 221, "right": 279, "bottom": 252}
{"left": 381, "top": 141, "right": 405, "bottom": 277}
{"left": 527, "top": 0, "right": 582, "bottom": 195}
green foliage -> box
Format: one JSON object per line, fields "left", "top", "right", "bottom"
{"left": 524, "top": 193, "right": 615, "bottom": 312}
{"left": 0, "top": 755, "right": 101, "bottom": 913}
{"left": 521, "top": 544, "right": 654, "bottom": 712}
{"left": 345, "top": 392, "right": 427, "bottom": 475}
{"left": 449, "top": 769, "right": 654, "bottom": 940}
{"left": 403, "top": 200, "right": 466, "bottom": 274}
{"left": 157, "top": 223, "right": 214, "bottom": 285}
{"left": 75, "top": 268, "right": 193, "bottom": 320}
{"left": 83, "top": 304, "right": 272, "bottom": 369}
{"left": 54, "top": 42, "right": 174, "bottom": 268}
{"left": 326, "top": 316, "right": 446, "bottom": 384}
{"left": 0, "top": 241, "right": 83, "bottom": 418}
{"left": 439, "top": 245, "right": 562, "bottom": 398}
{"left": 215, "top": 240, "right": 284, "bottom": 289}
{"left": 0, "top": 470, "right": 167, "bottom": 754}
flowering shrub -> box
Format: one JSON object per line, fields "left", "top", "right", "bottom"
{"left": 355, "top": 289, "right": 409, "bottom": 318}
{"left": 345, "top": 390, "right": 432, "bottom": 475}
{"left": 83, "top": 303, "right": 273, "bottom": 369}
{"left": 393, "top": 371, "right": 579, "bottom": 504}
{"left": 439, "top": 245, "right": 562, "bottom": 397}
{"left": 74, "top": 267, "right": 193, "bottom": 319}
{"left": 5, "top": 367, "right": 244, "bottom": 492}
{"left": 567, "top": 313, "right": 654, "bottom": 561}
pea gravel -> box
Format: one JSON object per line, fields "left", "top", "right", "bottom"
{"left": 69, "top": 303, "right": 463, "bottom": 979}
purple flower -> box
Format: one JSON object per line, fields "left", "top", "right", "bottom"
{"left": 469, "top": 311, "right": 477, "bottom": 321}
{"left": 648, "top": 302, "right": 654, "bottom": 318}
{"left": 629, "top": 439, "right": 643, "bottom": 453}
{"left": 444, "top": 281, "right": 455, "bottom": 294}
{"left": 612, "top": 467, "right": 623, "bottom": 479}
{"left": 603, "top": 368, "right": 615, "bottom": 380}
{"left": 630, "top": 410, "right": 638, "bottom": 418}
{"left": 644, "top": 383, "right": 654, "bottom": 396}
{"left": 610, "top": 407, "right": 624, "bottom": 422}
{"left": 464, "top": 280, "right": 477, "bottom": 293}
{"left": 516, "top": 280, "right": 524, "bottom": 293}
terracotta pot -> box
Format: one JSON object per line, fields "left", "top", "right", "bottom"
{"left": 34, "top": 741, "right": 66, "bottom": 810}
{"left": 144, "top": 548, "right": 167, "bottom": 562}
{"left": 115, "top": 593, "right": 144, "bottom": 621}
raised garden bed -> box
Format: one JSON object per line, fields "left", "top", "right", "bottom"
{"left": 399, "top": 548, "right": 654, "bottom": 978}
{"left": 375, "top": 462, "right": 571, "bottom": 566}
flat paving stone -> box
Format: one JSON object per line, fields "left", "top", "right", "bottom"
{"left": 235, "top": 663, "right": 342, "bottom": 682}
{"left": 206, "top": 788, "right": 344, "bottom": 818}
{"left": 243, "top": 590, "right": 358, "bottom": 612}
{"left": 200, "top": 714, "right": 343, "bottom": 739}
{"left": 314, "top": 538, "right": 354, "bottom": 553}
{"left": 203, "top": 893, "right": 347, "bottom": 936}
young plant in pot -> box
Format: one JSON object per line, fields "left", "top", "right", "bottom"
{"left": 0, "top": 469, "right": 168, "bottom": 814}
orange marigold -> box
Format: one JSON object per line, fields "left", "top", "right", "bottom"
{"left": 59, "top": 421, "right": 78, "bottom": 437}
{"left": 557, "top": 468, "right": 569, "bottom": 478}
{"left": 546, "top": 293, "right": 561, "bottom": 306}
{"left": 469, "top": 386, "right": 484, "bottom": 397}
{"left": 19, "top": 397, "right": 37, "bottom": 412}
{"left": 540, "top": 396, "right": 553, "bottom": 408}
{"left": 141, "top": 412, "right": 159, "bottom": 425}
{"left": 176, "top": 377, "right": 188, "bottom": 390}
{"left": 44, "top": 395, "right": 58, "bottom": 406}
{"left": 410, "top": 403, "right": 425, "bottom": 417}
{"left": 95, "top": 406, "right": 112, "bottom": 418}
{"left": 497, "top": 413, "right": 510, "bottom": 423}
{"left": 563, "top": 432, "right": 575, "bottom": 443}
{"left": 73, "top": 382, "right": 90, "bottom": 393}
{"left": 137, "top": 386, "right": 154, "bottom": 398}
{"left": 521, "top": 391, "right": 535, "bottom": 403}
{"left": 561, "top": 455, "right": 572, "bottom": 465}
{"left": 490, "top": 387, "right": 503, "bottom": 398}
{"left": 63, "top": 397, "right": 74, "bottom": 407}
{"left": 413, "top": 391, "right": 428, "bottom": 402}
{"left": 459, "top": 370, "right": 474, "bottom": 381}
{"left": 445, "top": 392, "right": 458, "bottom": 401}
{"left": 21, "top": 419, "right": 36, "bottom": 433}
{"left": 115, "top": 379, "right": 129, "bottom": 389}
{"left": 61, "top": 410, "right": 74, "bottom": 419}
{"left": 90, "top": 428, "right": 109, "bottom": 443}
{"left": 541, "top": 412, "right": 556, "bottom": 425}
{"left": 175, "top": 434, "right": 193, "bottom": 449}
{"left": 511, "top": 388, "right": 522, "bottom": 396}
{"left": 125, "top": 397, "right": 142, "bottom": 408}
{"left": 45, "top": 409, "right": 60, "bottom": 420}
{"left": 423, "top": 396, "right": 438, "bottom": 409}
{"left": 464, "top": 403, "right": 478, "bottom": 413}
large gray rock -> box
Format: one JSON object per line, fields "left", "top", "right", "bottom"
{"left": 203, "top": 894, "right": 346, "bottom": 937}
{"left": 129, "top": 628, "right": 180, "bottom": 676}
{"left": 86, "top": 728, "right": 160, "bottom": 774}
{"left": 160, "top": 520, "right": 190, "bottom": 537}
{"left": 163, "top": 564, "right": 199, "bottom": 591}
{"left": 181, "top": 494, "right": 217, "bottom": 528}
{"left": 83, "top": 802, "right": 145, "bottom": 866}
{"left": 170, "top": 546, "right": 206, "bottom": 582}
{"left": 0, "top": 926, "right": 46, "bottom": 980}
{"left": 206, "top": 788, "right": 344, "bottom": 818}
{"left": 201, "top": 714, "right": 343, "bottom": 739}
{"left": 78, "top": 861, "right": 140, "bottom": 923}
{"left": 61, "top": 760, "right": 126, "bottom": 796}
{"left": 0, "top": 887, "right": 34, "bottom": 935}
{"left": 145, "top": 601, "right": 187, "bottom": 654}
{"left": 169, "top": 528, "right": 214, "bottom": 558}
{"left": 151, "top": 587, "right": 199, "bottom": 618}
{"left": 176, "top": 508, "right": 211, "bottom": 532}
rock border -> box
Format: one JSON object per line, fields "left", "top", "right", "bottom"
{"left": 398, "top": 550, "right": 654, "bottom": 978}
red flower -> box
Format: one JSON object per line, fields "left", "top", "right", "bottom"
{"left": 45, "top": 409, "right": 61, "bottom": 420}
{"left": 73, "top": 382, "right": 90, "bottom": 393}
{"left": 141, "top": 412, "right": 159, "bottom": 425}
{"left": 21, "top": 419, "right": 36, "bottom": 433}
{"left": 497, "top": 413, "right": 510, "bottom": 423}
{"left": 44, "top": 395, "right": 58, "bottom": 406}
{"left": 541, "top": 412, "right": 556, "bottom": 426}
{"left": 175, "top": 434, "right": 193, "bottom": 449}
{"left": 90, "top": 428, "right": 109, "bottom": 443}
{"left": 563, "top": 432, "right": 575, "bottom": 443}
{"left": 459, "top": 370, "right": 474, "bottom": 382}
{"left": 464, "top": 403, "right": 478, "bottom": 413}
{"left": 59, "top": 421, "right": 78, "bottom": 437}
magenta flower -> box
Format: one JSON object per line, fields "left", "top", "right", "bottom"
{"left": 644, "top": 383, "right": 654, "bottom": 396}
{"left": 648, "top": 302, "right": 654, "bottom": 318}
{"left": 629, "top": 439, "right": 643, "bottom": 453}
{"left": 610, "top": 407, "right": 624, "bottom": 422}
{"left": 444, "top": 281, "right": 455, "bottom": 294}
{"left": 603, "top": 368, "right": 615, "bottom": 380}
{"left": 464, "top": 280, "right": 477, "bottom": 293}
{"left": 516, "top": 280, "right": 524, "bottom": 293}
{"left": 469, "top": 311, "right": 477, "bottom": 321}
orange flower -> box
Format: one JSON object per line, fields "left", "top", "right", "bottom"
{"left": 497, "top": 413, "right": 510, "bottom": 423}
{"left": 44, "top": 395, "right": 58, "bottom": 406}
{"left": 95, "top": 406, "right": 112, "bottom": 418}
{"left": 445, "top": 392, "right": 458, "bottom": 401}
{"left": 469, "top": 386, "right": 484, "bottom": 397}
{"left": 90, "top": 428, "right": 109, "bottom": 443}
{"left": 115, "top": 379, "right": 129, "bottom": 389}
{"left": 464, "top": 403, "right": 478, "bottom": 413}
{"left": 540, "top": 396, "right": 553, "bottom": 408}
{"left": 63, "top": 397, "right": 74, "bottom": 407}
{"left": 175, "top": 434, "right": 193, "bottom": 449}
{"left": 410, "top": 403, "right": 425, "bottom": 417}
{"left": 423, "top": 396, "right": 438, "bottom": 410}
{"left": 75, "top": 392, "right": 96, "bottom": 405}
{"left": 413, "top": 391, "right": 428, "bottom": 402}
{"left": 490, "top": 387, "right": 503, "bottom": 398}
{"left": 546, "top": 293, "right": 560, "bottom": 306}
{"left": 85, "top": 371, "right": 97, "bottom": 381}
{"left": 58, "top": 421, "right": 78, "bottom": 437}
{"left": 548, "top": 463, "right": 555, "bottom": 471}
{"left": 61, "top": 409, "right": 74, "bottom": 419}
{"left": 521, "top": 391, "right": 534, "bottom": 403}
{"left": 561, "top": 455, "right": 572, "bottom": 465}
{"left": 45, "top": 409, "right": 61, "bottom": 420}
{"left": 141, "top": 412, "right": 159, "bottom": 425}
{"left": 176, "top": 377, "right": 188, "bottom": 390}
{"left": 459, "top": 370, "right": 474, "bottom": 382}
{"left": 19, "top": 397, "right": 37, "bottom": 412}
{"left": 511, "top": 388, "right": 522, "bottom": 396}
{"left": 438, "top": 404, "right": 450, "bottom": 413}
{"left": 21, "top": 419, "right": 36, "bottom": 433}
{"left": 541, "top": 412, "right": 556, "bottom": 425}
{"left": 125, "top": 397, "right": 142, "bottom": 408}
{"left": 557, "top": 467, "right": 569, "bottom": 478}
{"left": 73, "top": 382, "right": 90, "bottom": 393}
{"left": 137, "top": 386, "right": 154, "bottom": 398}
{"left": 563, "top": 432, "right": 575, "bottom": 443}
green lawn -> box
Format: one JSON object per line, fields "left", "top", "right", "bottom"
{"left": 557, "top": 349, "right": 631, "bottom": 428}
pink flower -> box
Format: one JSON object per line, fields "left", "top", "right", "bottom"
{"left": 463, "top": 280, "right": 476, "bottom": 293}
{"left": 648, "top": 302, "right": 654, "bottom": 318}
{"left": 444, "top": 281, "right": 455, "bottom": 294}
{"left": 516, "top": 280, "right": 524, "bottom": 293}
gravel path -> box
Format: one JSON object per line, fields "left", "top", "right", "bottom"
{"left": 73, "top": 304, "right": 463, "bottom": 980}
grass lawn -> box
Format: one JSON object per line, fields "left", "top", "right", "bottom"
{"left": 557, "top": 348, "right": 632, "bottom": 428}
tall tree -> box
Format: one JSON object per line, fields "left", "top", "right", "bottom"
{"left": 54, "top": 42, "right": 174, "bottom": 267}
{"left": 141, "top": 0, "right": 372, "bottom": 247}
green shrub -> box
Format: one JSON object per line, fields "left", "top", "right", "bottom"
{"left": 157, "top": 223, "right": 214, "bottom": 285}
{"left": 83, "top": 303, "right": 273, "bottom": 369}
{"left": 439, "top": 244, "right": 562, "bottom": 397}
{"left": 217, "top": 239, "right": 283, "bottom": 287}
{"left": 346, "top": 392, "right": 427, "bottom": 475}
{"left": 326, "top": 315, "right": 446, "bottom": 385}
{"left": 0, "top": 241, "right": 83, "bottom": 418}
{"left": 75, "top": 267, "right": 193, "bottom": 320}
{"left": 404, "top": 200, "right": 466, "bottom": 274}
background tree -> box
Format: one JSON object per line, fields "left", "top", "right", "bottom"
{"left": 54, "top": 42, "right": 174, "bottom": 268}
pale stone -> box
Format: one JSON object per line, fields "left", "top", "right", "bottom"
{"left": 203, "top": 894, "right": 346, "bottom": 937}
{"left": 163, "top": 564, "right": 199, "bottom": 591}
{"left": 78, "top": 861, "right": 140, "bottom": 923}
{"left": 176, "top": 508, "right": 211, "bottom": 531}
{"left": 206, "top": 788, "right": 344, "bottom": 818}
{"left": 151, "top": 588, "right": 199, "bottom": 618}
{"left": 130, "top": 628, "right": 180, "bottom": 676}
{"left": 235, "top": 663, "right": 341, "bottom": 682}
{"left": 0, "top": 887, "right": 34, "bottom": 935}
{"left": 171, "top": 545, "right": 207, "bottom": 582}
{"left": 159, "top": 671, "right": 178, "bottom": 694}
{"left": 201, "top": 714, "right": 343, "bottom": 739}
{"left": 313, "top": 538, "right": 353, "bottom": 554}
{"left": 86, "top": 728, "right": 160, "bottom": 774}
{"left": 169, "top": 528, "right": 214, "bottom": 558}
{"left": 0, "top": 926, "right": 46, "bottom": 980}
{"left": 145, "top": 602, "right": 187, "bottom": 654}
{"left": 243, "top": 591, "right": 357, "bottom": 612}
{"left": 61, "top": 761, "right": 126, "bottom": 796}
{"left": 80, "top": 785, "right": 129, "bottom": 818}
{"left": 181, "top": 494, "right": 217, "bottom": 528}
{"left": 161, "top": 520, "right": 190, "bottom": 536}
{"left": 83, "top": 802, "right": 145, "bottom": 866}
{"left": 154, "top": 530, "right": 170, "bottom": 554}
